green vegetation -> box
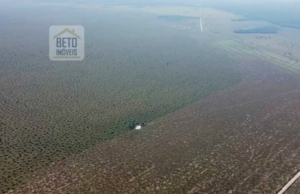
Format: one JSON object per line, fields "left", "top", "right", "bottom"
{"left": 234, "top": 26, "right": 278, "bottom": 34}
{"left": 0, "top": 9, "right": 242, "bottom": 193}
{"left": 2, "top": 3, "right": 300, "bottom": 194}
{"left": 128, "top": 120, "right": 137, "bottom": 130}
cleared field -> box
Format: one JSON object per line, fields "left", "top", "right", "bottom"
{"left": 111, "top": 4, "right": 300, "bottom": 63}
{"left": 217, "top": 39, "right": 300, "bottom": 74}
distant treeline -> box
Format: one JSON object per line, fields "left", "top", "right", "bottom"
{"left": 234, "top": 26, "right": 279, "bottom": 34}
{"left": 212, "top": 2, "right": 300, "bottom": 29}
{"left": 157, "top": 15, "right": 199, "bottom": 21}
{"left": 231, "top": 18, "right": 255, "bottom": 22}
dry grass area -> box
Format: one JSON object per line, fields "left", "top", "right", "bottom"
{"left": 7, "top": 52, "right": 300, "bottom": 193}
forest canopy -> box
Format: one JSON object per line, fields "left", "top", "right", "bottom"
{"left": 234, "top": 26, "right": 279, "bottom": 34}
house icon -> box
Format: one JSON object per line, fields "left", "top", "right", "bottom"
{"left": 49, "top": 25, "right": 84, "bottom": 61}
{"left": 53, "top": 28, "right": 81, "bottom": 39}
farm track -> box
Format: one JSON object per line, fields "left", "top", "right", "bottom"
{"left": 278, "top": 172, "right": 300, "bottom": 194}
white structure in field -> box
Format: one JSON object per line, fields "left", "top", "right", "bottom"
{"left": 135, "top": 125, "right": 142, "bottom": 130}
{"left": 134, "top": 123, "right": 146, "bottom": 130}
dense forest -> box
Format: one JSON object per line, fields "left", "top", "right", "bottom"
{"left": 213, "top": 2, "right": 300, "bottom": 29}
{"left": 2, "top": 1, "right": 300, "bottom": 193}
{"left": 0, "top": 7, "right": 241, "bottom": 193}
{"left": 231, "top": 18, "right": 255, "bottom": 22}
{"left": 157, "top": 15, "right": 199, "bottom": 21}
{"left": 234, "top": 26, "right": 278, "bottom": 34}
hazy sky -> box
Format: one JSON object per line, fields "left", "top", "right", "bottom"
{"left": 1, "top": 0, "right": 300, "bottom": 9}
{"left": 1, "top": 0, "right": 300, "bottom": 3}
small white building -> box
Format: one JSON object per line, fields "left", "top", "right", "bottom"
{"left": 135, "top": 125, "right": 142, "bottom": 130}
{"left": 134, "top": 123, "right": 146, "bottom": 130}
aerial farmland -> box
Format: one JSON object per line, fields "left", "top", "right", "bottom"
{"left": 1, "top": 0, "right": 300, "bottom": 194}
